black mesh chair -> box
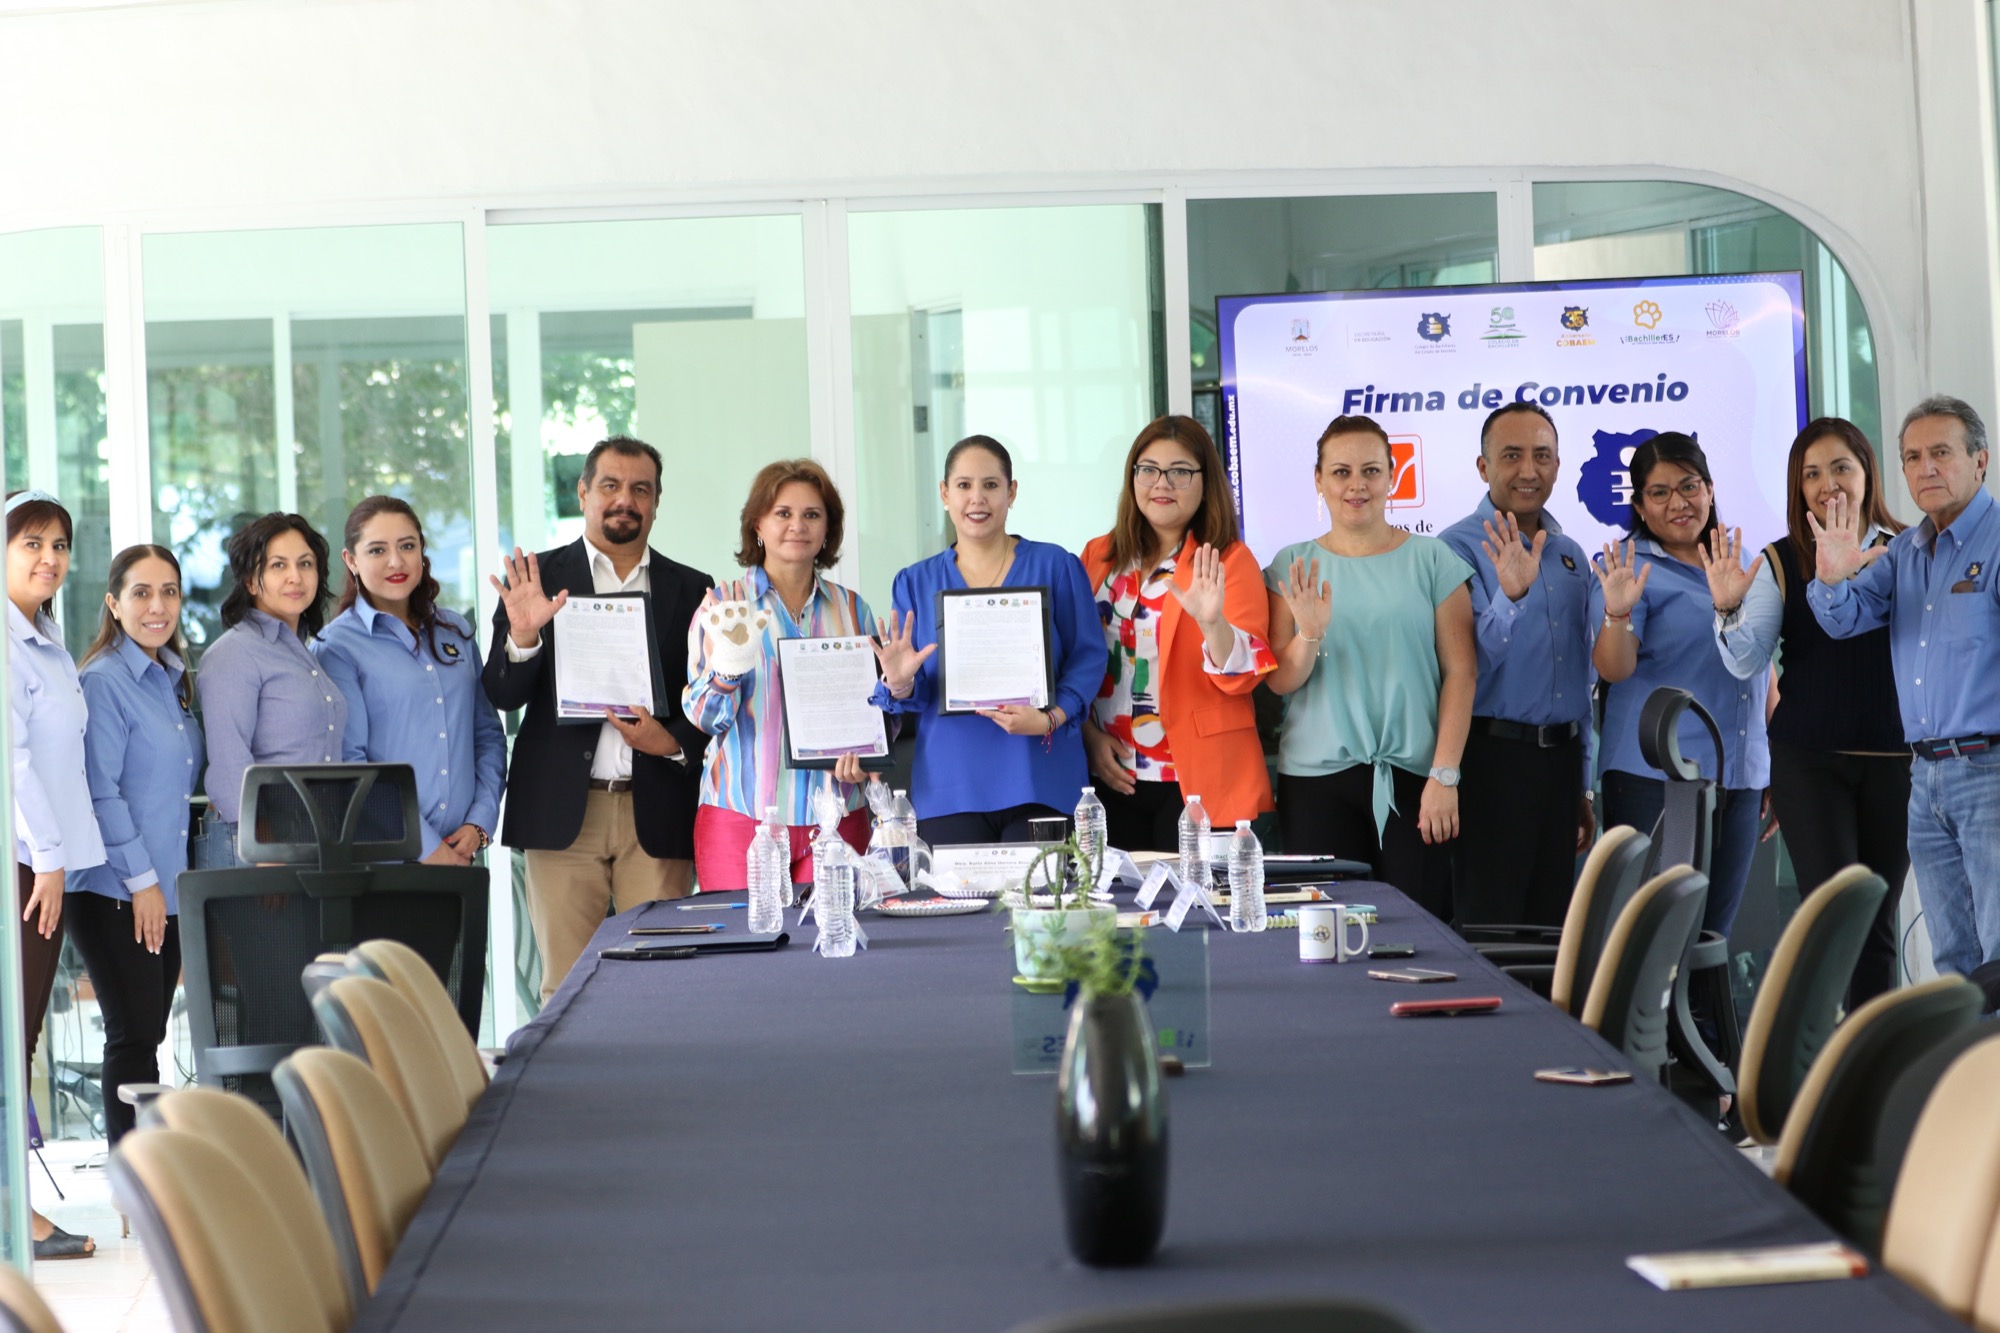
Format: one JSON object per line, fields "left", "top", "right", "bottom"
{"left": 176, "top": 764, "right": 487, "bottom": 1116}
{"left": 1466, "top": 826, "right": 1652, "bottom": 1013}
{"left": 1772, "top": 976, "right": 1982, "bottom": 1253}
{"left": 1578, "top": 866, "right": 1709, "bottom": 1081}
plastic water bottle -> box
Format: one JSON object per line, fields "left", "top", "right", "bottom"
{"left": 1073, "top": 786, "right": 1108, "bottom": 882}
{"left": 890, "top": 788, "right": 919, "bottom": 883}
{"left": 813, "top": 834, "right": 858, "bottom": 958}
{"left": 1178, "top": 793, "right": 1211, "bottom": 893}
{"left": 1227, "top": 819, "right": 1267, "bottom": 933}
{"left": 747, "top": 806, "right": 788, "bottom": 932}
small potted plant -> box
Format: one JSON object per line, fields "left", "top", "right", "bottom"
{"left": 1048, "top": 925, "right": 1168, "bottom": 1267}
{"left": 1006, "top": 832, "right": 1112, "bottom": 986}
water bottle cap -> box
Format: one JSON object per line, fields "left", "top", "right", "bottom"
{"left": 1187, "top": 794, "right": 1202, "bottom": 803}
{"left": 1237, "top": 819, "right": 1253, "bottom": 830}
{"left": 895, "top": 789, "right": 907, "bottom": 797}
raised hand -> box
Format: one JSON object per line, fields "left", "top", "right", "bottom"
{"left": 488, "top": 547, "right": 568, "bottom": 649}
{"left": 1282, "top": 556, "right": 1333, "bottom": 642}
{"left": 1167, "top": 543, "right": 1228, "bottom": 627}
{"left": 871, "top": 608, "right": 937, "bottom": 695}
{"left": 1480, "top": 512, "right": 1547, "bottom": 602}
{"left": 1697, "top": 526, "right": 1764, "bottom": 612}
{"left": 700, "top": 599, "right": 769, "bottom": 677}
{"left": 1807, "top": 490, "right": 1887, "bottom": 583}
{"left": 1593, "top": 540, "right": 1653, "bottom": 619}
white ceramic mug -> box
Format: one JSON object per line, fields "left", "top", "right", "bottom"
{"left": 1298, "top": 903, "right": 1370, "bottom": 963}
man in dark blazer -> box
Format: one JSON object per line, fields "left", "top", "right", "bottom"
{"left": 483, "top": 436, "right": 713, "bottom": 1001}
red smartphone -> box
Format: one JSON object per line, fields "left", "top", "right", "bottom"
{"left": 1389, "top": 996, "right": 1502, "bottom": 1017}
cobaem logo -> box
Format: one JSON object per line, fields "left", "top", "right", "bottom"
{"left": 1388, "top": 436, "right": 1424, "bottom": 506}
{"left": 1416, "top": 312, "right": 1451, "bottom": 343}
{"left": 1560, "top": 306, "right": 1589, "bottom": 332}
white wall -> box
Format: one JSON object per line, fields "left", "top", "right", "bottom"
{"left": 0, "top": 0, "right": 1995, "bottom": 443}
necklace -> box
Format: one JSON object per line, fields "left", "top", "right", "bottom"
{"left": 958, "top": 538, "right": 1016, "bottom": 589}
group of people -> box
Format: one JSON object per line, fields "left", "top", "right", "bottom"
{"left": 10, "top": 394, "right": 1997, "bottom": 1257}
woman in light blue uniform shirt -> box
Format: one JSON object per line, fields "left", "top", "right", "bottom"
{"left": 72, "top": 544, "right": 204, "bottom": 1146}
{"left": 316, "top": 496, "right": 505, "bottom": 864}
{"left": 6, "top": 490, "right": 106, "bottom": 1259}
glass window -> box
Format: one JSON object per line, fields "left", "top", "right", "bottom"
{"left": 1533, "top": 181, "right": 1880, "bottom": 446}
{"left": 0, "top": 227, "right": 112, "bottom": 659}
{"left": 486, "top": 215, "right": 808, "bottom": 580}
{"left": 1187, "top": 193, "right": 1500, "bottom": 436}
{"left": 142, "top": 225, "right": 472, "bottom": 652}
{"left": 848, "top": 204, "right": 1164, "bottom": 609}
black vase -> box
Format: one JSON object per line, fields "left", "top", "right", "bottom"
{"left": 1056, "top": 988, "right": 1168, "bottom": 1266}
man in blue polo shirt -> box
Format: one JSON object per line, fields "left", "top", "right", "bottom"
{"left": 1811, "top": 394, "right": 2000, "bottom": 978}
{"left": 1440, "top": 403, "right": 1596, "bottom": 928}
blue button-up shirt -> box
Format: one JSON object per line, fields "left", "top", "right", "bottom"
{"left": 315, "top": 601, "right": 506, "bottom": 857}
{"left": 1809, "top": 485, "right": 2000, "bottom": 742}
{"left": 196, "top": 608, "right": 348, "bottom": 825}
{"left": 1590, "top": 539, "right": 1770, "bottom": 789}
{"left": 9, "top": 603, "right": 106, "bottom": 875}
{"left": 1439, "top": 497, "right": 1593, "bottom": 727}
{"left": 73, "top": 637, "right": 203, "bottom": 910}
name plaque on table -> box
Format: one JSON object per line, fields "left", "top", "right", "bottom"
{"left": 1010, "top": 928, "right": 1210, "bottom": 1074}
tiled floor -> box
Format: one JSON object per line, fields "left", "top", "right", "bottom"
{"left": 27, "top": 1137, "right": 171, "bottom": 1333}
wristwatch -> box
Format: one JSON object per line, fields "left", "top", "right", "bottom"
{"left": 1428, "top": 766, "right": 1460, "bottom": 788}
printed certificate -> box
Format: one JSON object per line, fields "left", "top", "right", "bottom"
{"left": 775, "top": 635, "right": 892, "bottom": 770}
{"left": 552, "top": 593, "right": 661, "bottom": 723}
{"left": 936, "top": 586, "right": 1053, "bottom": 714}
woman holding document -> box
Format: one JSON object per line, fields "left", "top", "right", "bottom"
{"left": 685, "top": 459, "right": 880, "bottom": 890}
{"left": 316, "top": 496, "right": 506, "bottom": 866}
{"left": 1079, "top": 415, "right": 1276, "bottom": 851}
{"left": 871, "top": 435, "right": 1104, "bottom": 846}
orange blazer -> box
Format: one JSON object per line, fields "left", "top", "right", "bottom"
{"left": 1079, "top": 533, "right": 1274, "bottom": 826}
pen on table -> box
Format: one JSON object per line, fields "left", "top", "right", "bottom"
{"left": 676, "top": 903, "right": 747, "bottom": 910}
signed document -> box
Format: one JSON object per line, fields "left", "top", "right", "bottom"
{"left": 936, "top": 586, "right": 1053, "bottom": 714}
{"left": 775, "top": 635, "right": 891, "bottom": 770}
{"left": 553, "top": 593, "right": 659, "bottom": 723}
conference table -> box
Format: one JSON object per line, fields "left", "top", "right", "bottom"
{"left": 357, "top": 884, "right": 1960, "bottom": 1332}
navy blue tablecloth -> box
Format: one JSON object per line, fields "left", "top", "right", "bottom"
{"left": 357, "top": 886, "right": 1957, "bottom": 1332}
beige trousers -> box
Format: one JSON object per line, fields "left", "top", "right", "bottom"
{"left": 523, "top": 789, "right": 694, "bottom": 1001}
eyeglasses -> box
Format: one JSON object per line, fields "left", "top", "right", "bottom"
{"left": 1134, "top": 464, "right": 1202, "bottom": 490}
{"left": 1639, "top": 476, "right": 1707, "bottom": 505}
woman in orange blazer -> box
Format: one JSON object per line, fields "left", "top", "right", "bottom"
{"left": 1080, "top": 415, "right": 1277, "bottom": 851}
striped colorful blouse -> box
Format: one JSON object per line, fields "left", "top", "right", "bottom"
{"left": 683, "top": 567, "right": 883, "bottom": 825}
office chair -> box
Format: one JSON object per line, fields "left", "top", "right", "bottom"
{"left": 110, "top": 1127, "right": 344, "bottom": 1333}
{"left": 273, "top": 1047, "right": 432, "bottom": 1299}
{"left": 1874, "top": 1017, "right": 2000, "bottom": 1213}
{"left": 1006, "top": 1297, "right": 1422, "bottom": 1333}
{"left": 140, "top": 1087, "right": 352, "bottom": 1327}
{"left": 1880, "top": 1034, "right": 2000, "bottom": 1319}
{"left": 176, "top": 763, "right": 486, "bottom": 1116}
{"left": 347, "top": 938, "right": 488, "bottom": 1116}
{"left": 1467, "top": 826, "right": 1652, "bottom": 1014}
{"left": 311, "top": 976, "right": 466, "bottom": 1172}
{"left": 1771, "top": 976, "right": 1981, "bottom": 1253}
{"left": 0, "top": 1264, "right": 61, "bottom": 1333}
{"left": 1736, "top": 866, "right": 1891, "bottom": 1145}
{"left": 1577, "top": 866, "right": 1708, "bottom": 1081}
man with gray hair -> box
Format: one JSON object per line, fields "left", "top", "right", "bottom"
{"left": 1809, "top": 394, "right": 2000, "bottom": 978}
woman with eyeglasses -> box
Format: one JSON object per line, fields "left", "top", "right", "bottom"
{"left": 72, "top": 545, "right": 203, "bottom": 1149}
{"left": 871, "top": 435, "right": 1105, "bottom": 845}
{"left": 1592, "top": 432, "right": 1770, "bottom": 938}
{"left": 1078, "top": 416, "right": 1275, "bottom": 851}
{"left": 1706, "top": 419, "right": 1908, "bottom": 1004}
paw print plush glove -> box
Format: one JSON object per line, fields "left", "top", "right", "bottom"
{"left": 703, "top": 601, "right": 772, "bottom": 677}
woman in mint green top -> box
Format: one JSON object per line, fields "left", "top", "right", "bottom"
{"left": 1264, "top": 414, "right": 1476, "bottom": 919}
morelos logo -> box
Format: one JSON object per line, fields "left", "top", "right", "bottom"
{"left": 1560, "top": 306, "right": 1589, "bottom": 332}
{"left": 1291, "top": 319, "right": 1311, "bottom": 342}
{"left": 1416, "top": 312, "right": 1451, "bottom": 343}
{"left": 1705, "top": 300, "right": 1741, "bottom": 335}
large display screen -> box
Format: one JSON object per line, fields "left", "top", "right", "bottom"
{"left": 1216, "top": 272, "right": 1809, "bottom": 563}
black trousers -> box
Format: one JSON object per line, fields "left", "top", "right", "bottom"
{"left": 1278, "top": 767, "right": 1452, "bottom": 921}
{"left": 917, "top": 802, "right": 1064, "bottom": 847}
{"left": 1093, "top": 779, "right": 1184, "bottom": 854}
{"left": 1767, "top": 740, "right": 1912, "bottom": 1008}
{"left": 1453, "top": 729, "right": 1584, "bottom": 928}
{"left": 65, "top": 891, "right": 181, "bottom": 1144}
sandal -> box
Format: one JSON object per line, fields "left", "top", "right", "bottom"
{"left": 33, "top": 1226, "right": 94, "bottom": 1261}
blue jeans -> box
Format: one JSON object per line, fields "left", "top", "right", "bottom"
{"left": 1599, "top": 772, "right": 1763, "bottom": 939}
{"left": 1906, "top": 748, "right": 2000, "bottom": 978}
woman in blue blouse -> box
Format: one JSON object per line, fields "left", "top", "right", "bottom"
{"left": 1591, "top": 432, "right": 1769, "bottom": 937}
{"left": 6, "top": 490, "right": 107, "bottom": 1259}
{"left": 72, "top": 545, "right": 203, "bottom": 1146}
{"left": 316, "top": 496, "right": 505, "bottom": 865}
{"left": 872, "top": 436, "right": 1105, "bottom": 844}
{"left": 197, "top": 513, "right": 348, "bottom": 857}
